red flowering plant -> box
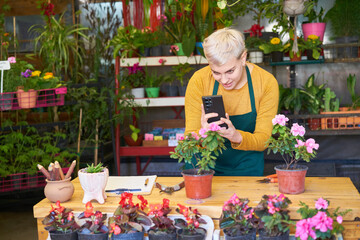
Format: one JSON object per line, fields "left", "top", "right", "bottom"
{"left": 174, "top": 204, "right": 207, "bottom": 236}
{"left": 244, "top": 24, "right": 265, "bottom": 49}
{"left": 124, "top": 62, "right": 145, "bottom": 88}
{"left": 78, "top": 201, "right": 108, "bottom": 235}
{"left": 295, "top": 198, "right": 351, "bottom": 240}
{"left": 219, "top": 194, "right": 259, "bottom": 237}
{"left": 147, "top": 198, "right": 176, "bottom": 235}
{"left": 42, "top": 201, "right": 80, "bottom": 233}
{"left": 108, "top": 192, "right": 152, "bottom": 237}
{"left": 254, "top": 194, "right": 293, "bottom": 237}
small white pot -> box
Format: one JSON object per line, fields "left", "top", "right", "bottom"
{"left": 248, "top": 51, "right": 264, "bottom": 64}
{"left": 78, "top": 168, "right": 109, "bottom": 204}
{"left": 131, "top": 87, "right": 145, "bottom": 98}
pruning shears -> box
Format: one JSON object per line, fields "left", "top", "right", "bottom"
{"left": 257, "top": 174, "right": 278, "bottom": 183}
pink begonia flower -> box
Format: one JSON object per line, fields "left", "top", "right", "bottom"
{"left": 199, "top": 128, "right": 208, "bottom": 138}
{"left": 191, "top": 132, "right": 199, "bottom": 140}
{"left": 170, "top": 45, "right": 179, "bottom": 53}
{"left": 310, "top": 211, "right": 333, "bottom": 232}
{"left": 158, "top": 58, "right": 166, "bottom": 64}
{"left": 291, "top": 123, "right": 306, "bottom": 136}
{"left": 315, "top": 198, "right": 328, "bottom": 210}
{"left": 244, "top": 209, "right": 254, "bottom": 219}
{"left": 305, "top": 138, "right": 319, "bottom": 154}
{"left": 8, "top": 57, "right": 16, "bottom": 63}
{"left": 272, "top": 114, "right": 289, "bottom": 126}
{"left": 209, "top": 123, "right": 221, "bottom": 131}
{"left": 337, "top": 216, "right": 343, "bottom": 224}
{"left": 295, "top": 139, "right": 305, "bottom": 148}
{"left": 295, "top": 219, "right": 317, "bottom": 240}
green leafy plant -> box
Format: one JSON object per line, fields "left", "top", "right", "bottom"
{"left": 144, "top": 68, "right": 165, "bottom": 88}
{"left": 279, "top": 86, "right": 307, "bottom": 115}
{"left": 346, "top": 74, "right": 360, "bottom": 109}
{"left": 254, "top": 194, "right": 293, "bottom": 237}
{"left": 124, "top": 63, "right": 146, "bottom": 88}
{"left": 303, "top": 0, "right": 325, "bottom": 23}
{"left": 266, "top": 114, "right": 319, "bottom": 169}
{"left": 0, "top": 120, "right": 76, "bottom": 177}
{"left": 85, "top": 162, "right": 105, "bottom": 173}
{"left": 108, "top": 192, "right": 151, "bottom": 236}
{"left": 170, "top": 63, "right": 194, "bottom": 87}
{"left": 323, "top": 87, "right": 340, "bottom": 112}
{"left": 295, "top": 198, "right": 351, "bottom": 239}
{"left": 129, "top": 124, "right": 140, "bottom": 142}
{"left": 3, "top": 58, "right": 34, "bottom": 92}
{"left": 170, "top": 123, "right": 226, "bottom": 174}
{"left": 108, "top": 25, "right": 144, "bottom": 59}
{"left": 42, "top": 200, "right": 80, "bottom": 233}
{"left": 303, "top": 35, "right": 322, "bottom": 60}
{"left": 78, "top": 201, "right": 108, "bottom": 234}
{"left": 259, "top": 37, "right": 285, "bottom": 54}
{"left": 220, "top": 194, "right": 258, "bottom": 236}
{"left": 301, "top": 73, "right": 325, "bottom": 114}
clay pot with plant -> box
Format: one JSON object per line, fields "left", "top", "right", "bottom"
{"left": 170, "top": 123, "right": 226, "bottom": 199}
{"left": 266, "top": 114, "right": 319, "bottom": 194}
{"left": 124, "top": 124, "right": 143, "bottom": 146}
{"left": 78, "top": 162, "right": 109, "bottom": 204}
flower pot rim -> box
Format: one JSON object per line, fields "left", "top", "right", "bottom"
{"left": 274, "top": 164, "right": 308, "bottom": 172}
{"left": 78, "top": 167, "right": 108, "bottom": 174}
{"left": 181, "top": 169, "right": 215, "bottom": 177}
{"left": 46, "top": 177, "right": 72, "bottom": 183}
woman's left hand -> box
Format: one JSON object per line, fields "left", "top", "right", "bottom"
{"left": 218, "top": 113, "right": 242, "bottom": 144}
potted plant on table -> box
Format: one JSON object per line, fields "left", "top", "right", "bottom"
{"left": 175, "top": 204, "right": 207, "bottom": 240}
{"left": 295, "top": 198, "right": 351, "bottom": 240}
{"left": 170, "top": 123, "right": 226, "bottom": 199}
{"left": 219, "top": 193, "right": 258, "bottom": 239}
{"left": 147, "top": 198, "right": 177, "bottom": 240}
{"left": 108, "top": 192, "right": 152, "bottom": 240}
{"left": 42, "top": 200, "right": 80, "bottom": 240}
{"left": 266, "top": 114, "right": 319, "bottom": 194}
{"left": 78, "top": 162, "right": 109, "bottom": 204}
{"left": 254, "top": 194, "right": 293, "bottom": 239}
{"left": 259, "top": 37, "right": 286, "bottom": 63}
{"left": 78, "top": 201, "right": 109, "bottom": 240}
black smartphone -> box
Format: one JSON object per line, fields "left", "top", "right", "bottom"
{"left": 202, "top": 95, "right": 228, "bottom": 129}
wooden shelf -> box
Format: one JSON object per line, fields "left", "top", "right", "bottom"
{"left": 119, "top": 146, "right": 175, "bottom": 156}
{"left": 119, "top": 56, "right": 208, "bottom": 67}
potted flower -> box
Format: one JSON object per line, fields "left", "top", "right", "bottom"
{"left": 108, "top": 192, "right": 152, "bottom": 240}
{"left": 78, "top": 201, "right": 109, "bottom": 240}
{"left": 259, "top": 37, "right": 286, "bottom": 62}
{"left": 144, "top": 69, "right": 165, "bottom": 98}
{"left": 124, "top": 62, "right": 146, "bottom": 98}
{"left": 42, "top": 200, "right": 80, "bottom": 240}
{"left": 244, "top": 24, "right": 265, "bottom": 64}
{"left": 170, "top": 123, "right": 226, "bottom": 199}
{"left": 303, "top": 34, "right": 322, "bottom": 60}
{"left": 254, "top": 194, "right": 293, "bottom": 239}
{"left": 295, "top": 197, "right": 351, "bottom": 240}
{"left": 147, "top": 198, "right": 177, "bottom": 240}
{"left": 78, "top": 162, "right": 109, "bottom": 204}
{"left": 170, "top": 63, "right": 194, "bottom": 96}
{"left": 219, "top": 193, "right": 258, "bottom": 239}
{"left": 175, "top": 204, "right": 207, "bottom": 240}
{"left": 124, "top": 124, "right": 143, "bottom": 146}
{"left": 266, "top": 114, "right": 319, "bottom": 194}
{"left": 283, "top": 32, "right": 306, "bottom": 62}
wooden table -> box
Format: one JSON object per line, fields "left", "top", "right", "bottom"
{"left": 33, "top": 177, "right": 360, "bottom": 240}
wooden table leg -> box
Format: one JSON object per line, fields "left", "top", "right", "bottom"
{"left": 37, "top": 218, "right": 48, "bottom": 240}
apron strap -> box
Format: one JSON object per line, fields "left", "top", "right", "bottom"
{"left": 245, "top": 65, "right": 256, "bottom": 113}
{"left": 213, "top": 80, "right": 219, "bottom": 95}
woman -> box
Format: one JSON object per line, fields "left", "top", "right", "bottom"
{"left": 185, "top": 28, "right": 279, "bottom": 176}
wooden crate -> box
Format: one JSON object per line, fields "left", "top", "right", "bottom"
{"left": 320, "top": 108, "right": 360, "bottom": 130}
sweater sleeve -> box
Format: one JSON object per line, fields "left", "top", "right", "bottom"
{"left": 231, "top": 73, "right": 279, "bottom": 151}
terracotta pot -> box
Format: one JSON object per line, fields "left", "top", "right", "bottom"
{"left": 275, "top": 165, "right": 308, "bottom": 194}
{"left": 182, "top": 169, "right": 214, "bottom": 199}
{"left": 124, "top": 134, "right": 144, "bottom": 146}
{"left": 78, "top": 168, "right": 109, "bottom": 204}
{"left": 17, "top": 89, "right": 37, "bottom": 109}
{"left": 44, "top": 177, "right": 74, "bottom": 202}
{"left": 290, "top": 53, "right": 302, "bottom": 62}
{"left": 307, "top": 118, "right": 321, "bottom": 130}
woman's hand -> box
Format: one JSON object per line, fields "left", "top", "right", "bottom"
{"left": 201, "top": 104, "right": 224, "bottom": 129}
{"left": 218, "top": 113, "right": 242, "bottom": 144}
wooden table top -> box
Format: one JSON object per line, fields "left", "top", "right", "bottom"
{"left": 33, "top": 176, "right": 360, "bottom": 221}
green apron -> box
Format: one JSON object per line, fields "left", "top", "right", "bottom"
{"left": 186, "top": 66, "right": 264, "bottom": 176}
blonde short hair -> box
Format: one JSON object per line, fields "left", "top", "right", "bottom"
{"left": 203, "top": 28, "right": 246, "bottom": 65}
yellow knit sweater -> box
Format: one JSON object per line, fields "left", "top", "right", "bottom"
{"left": 184, "top": 62, "right": 279, "bottom": 151}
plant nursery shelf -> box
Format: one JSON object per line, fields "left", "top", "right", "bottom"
{"left": 132, "top": 96, "right": 185, "bottom": 107}
{"left": 270, "top": 58, "right": 325, "bottom": 66}
{"left": 118, "top": 146, "right": 175, "bottom": 156}
{"left": 119, "top": 55, "right": 208, "bottom": 67}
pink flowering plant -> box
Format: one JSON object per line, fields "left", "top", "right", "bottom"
{"left": 254, "top": 194, "right": 293, "bottom": 237}
{"left": 170, "top": 123, "right": 226, "bottom": 174}
{"left": 266, "top": 114, "right": 319, "bottom": 170}
{"left": 42, "top": 200, "right": 80, "bottom": 233}
{"left": 220, "top": 194, "right": 259, "bottom": 236}
{"left": 175, "top": 204, "right": 207, "bottom": 235}
{"left": 295, "top": 198, "right": 351, "bottom": 240}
